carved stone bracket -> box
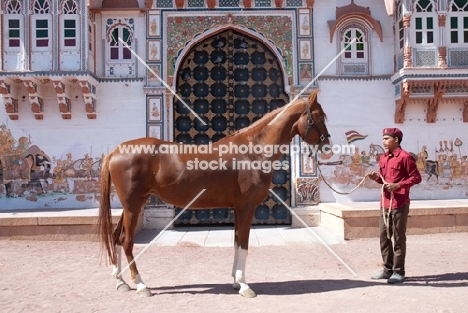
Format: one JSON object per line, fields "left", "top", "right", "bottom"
{"left": 23, "top": 80, "right": 44, "bottom": 120}
{"left": 427, "top": 81, "right": 446, "bottom": 123}
{"left": 463, "top": 100, "right": 468, "bottom": 123}
{"left": 0, "top": 81, "right": 19, "bottom": 120}
{"left": 52, "top": 81, "right": 72, "bottom": 119}
{"left": 80, "top": 81, "right": 97, "bottom": 119}
{"left": 394, "top": 80, "right": 411, "bottom": 123}
{"left": 394, "top": 98, "right": 407, "bottom": 123}
{"left": 426, "top": 98, "right": 439, "bottom": 123}
{"left": 393, "top": 79, "right": 468, "bottom": 123}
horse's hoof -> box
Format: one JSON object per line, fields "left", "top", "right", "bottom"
{"left": 116, "top": 283, "right": 131, "bottom": 292}
{"left": 239, "top": 288, "right": 257, "bottom": 298}
{"left": 137, "top": 288, "right": 153, "bottom": 297}
{"left": 233, "top": 282, "right": 241, "bottom": 290}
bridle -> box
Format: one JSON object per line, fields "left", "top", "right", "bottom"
{"left": 302, "top": 99, "right": 330, "bottom": 151}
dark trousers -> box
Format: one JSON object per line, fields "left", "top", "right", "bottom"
{"left": 379, "top": 203, "right": 409, "bottom": 276}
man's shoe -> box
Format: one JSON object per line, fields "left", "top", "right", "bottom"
{"left": 387, "top": 272, "right": 405, "bottom": 284}
{"left": 371, "top": 270, "right": 392, "bottom": 280}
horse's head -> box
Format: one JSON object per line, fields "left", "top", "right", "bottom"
{"left": 295, "top": 90, "right": 330, "bottom": 151}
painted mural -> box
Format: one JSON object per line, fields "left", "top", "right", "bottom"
{"left": 313, "top": 129, "right": 468, "bottom": 201}
{"left": 0, "top": 124, "right": 107, "bottom": 208}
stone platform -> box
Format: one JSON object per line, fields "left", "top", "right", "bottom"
{"left": 0, "top": 208, "right": 141, "bottom": 241}
{"left": 319, "top": 199, "right": 468, "bottom": 240}
{"left": 1, "top": 200, "right": 467, "bottom": 241}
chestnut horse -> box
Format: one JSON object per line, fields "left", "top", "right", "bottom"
{"left": 98, "top": 89, "right": 330, "bottom": 297}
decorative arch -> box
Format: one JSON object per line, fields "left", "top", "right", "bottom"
{"left": 172, "top": 24, "right": 290, "bottom": 91}
{"left": 105, "top": 22, "right": 134, "bottom": 43}
{"left": 327, "top": 0, "right": 383, "bottom": 43}
{"left": 31, "top": 0, "right": 51, "bottom": 14}
{"left": 4, "top": 0, "right": 23, "bottom": 13}
{"left": 60, "top": 0, "right": 78, "bottom": 14}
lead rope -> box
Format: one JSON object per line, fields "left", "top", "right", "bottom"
{"left": 317, "top": 165, "right": 393, "bottom": 239}
{"left": 379, "top": 176, "right": 393, "bottom": 240}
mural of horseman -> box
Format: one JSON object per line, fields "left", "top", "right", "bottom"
{"left": 0, "top": 128, "right": 52, "bottom": 197}
{"left": 23, "top": 145, "right": 52, "bottom": 193}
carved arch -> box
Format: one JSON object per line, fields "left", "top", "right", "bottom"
{"left": 327, "top": 0, "right": 383, "bottom": 43}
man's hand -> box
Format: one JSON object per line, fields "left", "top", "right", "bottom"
{"left": 383, "top": 183, "right": 400, "bottom": 192}
{"left": 367, "top": 171, "right": 379, "bottom": 181}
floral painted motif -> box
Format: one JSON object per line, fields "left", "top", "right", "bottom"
{"left": 166, "top": 14, "right": 293, "bottom": 76}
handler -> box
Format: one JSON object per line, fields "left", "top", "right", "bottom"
{"left": 368, "top": 127, "right": 421, "bottom": 284}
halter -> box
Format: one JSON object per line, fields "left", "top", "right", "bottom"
{"left": 303, "top": 98, "right": 330, "bottom": 144}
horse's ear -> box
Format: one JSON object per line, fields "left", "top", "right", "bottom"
{"left": 308, "top": 89, "right": 320, "bottom": 106}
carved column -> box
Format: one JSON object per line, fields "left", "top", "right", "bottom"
{"left": 305, "top": 0, "right": 315, "bottom": 8}
{"left": 403, "top": 15, "right": 412, "bottom": 67}
{"left": 207, "top": 0, "right": 215, "bottom": 9}
{"left": 144, "top": 0, "right": 153, "bottom": 9}
{"left": 52, "top": 81, "right": 72, "bottom": 119}
{"left": 23, "top": 80, "right": 44, "bottom": 120}
{"left": 0, "top": 81, "right": 19, "bottom": 120}
{"left": 275, "top": 0, "right": 283, "bottom": 8}
{"left": 438, "top": 14, "right": 448, "bottom": 67}
{"left": 80, "top": 81, "right": 97, "bottom": 119}
{"left": 175, "top": 0, "right": 184, "bottom": 9}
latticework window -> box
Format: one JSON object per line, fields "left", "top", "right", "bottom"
{"left": 340, "top": 27, "right": 369, "bottom": 75}
{"left": 5, "top": 0, "right": 22, "bottom": 13}
{"left": 32, "top": 0, "right": 51, "bottom": 14}
{"left": 60, "top": 0, "right": 78, "bottom": 14}
{"left": 449, "top": 0, "right": 468, "bottom": 44}
{"left": 413, "top": 0, "right": 436, "bottom": 45}
{"left": 109, "top": 26, "right": 133, "bottom": 60}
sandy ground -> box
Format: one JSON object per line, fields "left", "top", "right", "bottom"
{"left": 0, "top": 232, "right": 467, "bottom": 313}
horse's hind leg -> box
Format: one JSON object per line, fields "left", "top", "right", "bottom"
{"left": 112, "top": 245, "right": 131, "bottom": 291}
{"left": 111, "top": 216, "right": 131, "bottom": 292}
{"left": 120, "top": 200, "right": 152, "bottom": 297}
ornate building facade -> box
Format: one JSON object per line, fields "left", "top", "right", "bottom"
{"left": 1, "top": 0, "right": 467, "bottom": 225}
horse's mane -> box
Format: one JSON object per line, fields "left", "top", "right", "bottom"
{"left": 218, "top": 89, "right": 324, "bottom": 141}
{"left": 224, "top": 104, "right": 289, "bottom": 138}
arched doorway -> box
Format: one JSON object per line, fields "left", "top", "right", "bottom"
{"left": 173, "top": 29, "right": 291, "bottom": 225}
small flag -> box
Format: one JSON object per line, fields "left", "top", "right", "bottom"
{"left": 345, "top": 130, "right": 368, "bottom": 144}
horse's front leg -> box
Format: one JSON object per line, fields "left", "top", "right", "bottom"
{"left": 232, "top": 209, "right": 256, "bottom": 298}
{"left": 234, "top": 246, "right": 256, "bottom": 297}
{"left": 232, "top": 214, "right": 241, "bottom": 290}
{"left": 111, "top": 245, "right": 131, "bottom": 291}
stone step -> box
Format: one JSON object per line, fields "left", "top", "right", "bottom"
{"left": 1, "top": 200, "right": 467, "bottom": 241}
{"left": 319, "top": 199, "right": 468, "bottom": 240}
{"left": 0, "top": 208, "right": 135, "bottom": 241}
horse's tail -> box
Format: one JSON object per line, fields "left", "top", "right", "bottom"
{"left": 98, "top": 154, "right": 116, "bottom": 265}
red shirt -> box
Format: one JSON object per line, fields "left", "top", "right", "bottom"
{"left": 376, "top": 146, "right": 422, "bottom": 209}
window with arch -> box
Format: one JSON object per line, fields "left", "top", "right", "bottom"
{"left": 60, "top": 0, "right": 79, "bottom": 48}
{"left": 31, "top": 0, "right": 52, "bottom": 49}
{"left": 340, "top": 26, "right": 369, "bottom": 75}
{"left": 4, "top": 0, "right": 23, "bottom": 48}
{"left": 32, "top": 0, "right": 50, "bottom": 13}
{"left": 108, "top": 25, "right": 133, "bottom": 61}
{"left": 448, "top": 0, "right": 468, "bottom": 45}
{"left": 413, "top": 0, "right": 436, "bottom": 45}
{"left": 396, "top": 2, "right": 404, "bottom": 50}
